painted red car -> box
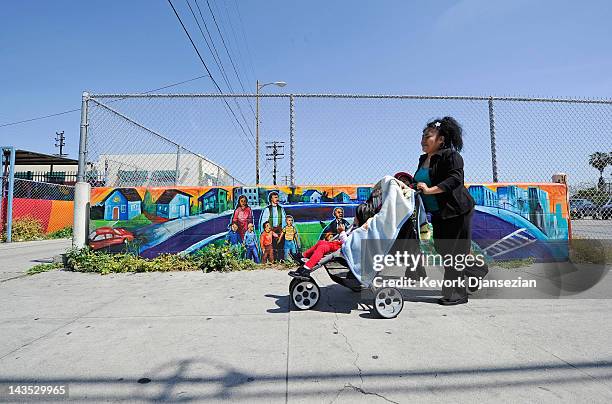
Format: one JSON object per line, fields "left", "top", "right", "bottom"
{"left": 89, "top": 227, "right": 134, "bottom": 250}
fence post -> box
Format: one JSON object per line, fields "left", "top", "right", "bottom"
{"left": 72, "top": 92, "right": 91, "bottom": 248}
{"left": 2, "top": 147, "right": 16, "bottom": 242}
{"left": 488, "top": 97, "right": 499, "bottom": 183}
{"left": 175, "top": 145, "right": 181, "bottom": 185}
{"left": 289, "top": 94, "right": 295, "bottom": 186}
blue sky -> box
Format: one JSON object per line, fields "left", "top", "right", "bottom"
{"left": 1, "top": 0, "right": 611, "bottom": 184}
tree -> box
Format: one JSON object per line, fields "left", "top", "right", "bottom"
{"left": 588, "top": 152, "right": 611, "bottom": 191}
{"left": 143, "top": 190, "right": 156, "bottom": 215}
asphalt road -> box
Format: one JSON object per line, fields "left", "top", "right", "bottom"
{"left": 571, "top": 219, "right": 612, "bottom": 239}
{"left": 1, "top": 240, "right": 612, "bottom": 403}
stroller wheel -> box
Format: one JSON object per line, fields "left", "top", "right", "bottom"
{"left": 373, "top": 287, "right": 404, "bottom": 319}
{"left": 290, "top": 279, "right": 320, "bottom": 310}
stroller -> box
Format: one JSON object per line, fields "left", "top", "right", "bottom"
{"left": 289, "top": 175, "right": 428, "bottom": 319}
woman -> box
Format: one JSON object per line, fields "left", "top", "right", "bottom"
{"left": 415, "top": 117, "right": 475, "bottom": 306}
{"left": 231, "top": 195, "right": 254, "bottom": 240}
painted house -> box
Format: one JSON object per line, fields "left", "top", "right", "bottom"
{"left": 233, "top": 187, "right": 259, "bottom": 207}
{"left": 497, "top": 185, "right": 529, "bottom": 218}
{"left": 99, "top": 188, "right": 142, "bottom": 221}
{"left": 155, "top": 189, "right": 192, "bottom": 219}
{"left": 333, "top": 192, "right": 351, "bottom": 203}
{"left": 199, "top": 188, "right": 228, "bottom": 214}
{"left": 468, "top": 185, "right": 499, "bottom": 208}
{"left": 302, "top": 189, "right": 322, "bottom": 204}
{"left": 357, "top": 187, "right": 372, "bottom": 202}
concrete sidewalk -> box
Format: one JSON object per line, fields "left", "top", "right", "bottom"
{"left": 0, "top": 239, "right": 71, "bottom": 282}
{"left": 1, "top": 261, "right": 612, "bottom": 403}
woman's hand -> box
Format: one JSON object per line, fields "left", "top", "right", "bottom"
{"left": 417, "top": 182, "right": 443, "bottom": 195}
{"left": 416, "top": 182, "right": 431, "bottom": 194}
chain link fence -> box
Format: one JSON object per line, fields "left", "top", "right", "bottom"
{"left": 1, "top": 178, "right": 74, "bottom": 240}
{"left": 83, "top": 94, "right": 612, "bottom": 227}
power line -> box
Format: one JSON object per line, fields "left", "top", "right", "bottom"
{"left": 204, "top": 0, "right": 256, "bottom": 117}
{"left": 232, "top": 0, "right": 258, "bottom": 86}
{"left": 187, "top": 0, "right": 256, "bottom": 138}
{"left": 167, "top": 0, "right": 256, "bottom": 150}
{"left": 0, "top": 75, "right": 210, "bottom": 129}
{"left": 221, "top": 0, "right": 255, "bottom": 94}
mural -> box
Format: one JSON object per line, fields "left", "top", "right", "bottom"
{"left": 88, "top": 183, "right": 570, "bottom": 262}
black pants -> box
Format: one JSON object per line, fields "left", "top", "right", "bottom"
{"left": 431, "top": 209, "right": 474, "bottom": 300}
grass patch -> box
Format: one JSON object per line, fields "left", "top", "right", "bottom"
{"left": 27, "top": 262, "right": 62, "bottom": 275}
{"left": 490, "top": 257, "right": 537, "bottom": 269}
{"left": 569, "top": 239, "right": 612, "bottom": 264}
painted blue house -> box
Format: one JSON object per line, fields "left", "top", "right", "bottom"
{"left": 333, "top": 192, "right": 351, "bottom": 203}
{"left": 99, "top": 188, "right": 142, "bottom": 221}
{"left": 155, "top": 189, "right": 192, "bottom": 219}
{"left": 199, "top": 188, "right": 228, "bottom": 214}
{"left": 302, "top": 189, "right": 322, "bottom": 204}
{"left": 357, "top": 187, "right": 372, "bottom": 202}
{"left": 469, "top": 185, "right": 499, "bottom": 208}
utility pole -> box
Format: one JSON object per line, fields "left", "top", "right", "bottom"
{"left": 55, "top": 131, "right": 66, "bottom": 157}
{"left": 265, "top": 141, "right": 285, "bottom": 186}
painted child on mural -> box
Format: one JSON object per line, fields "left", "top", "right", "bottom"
{"left": 243, "top": 222, "right": 260, "bottom": 263}
{"left": 258, "top": 191, "right": 286, "bottom": 261}
{"left": 260, "top": 221, "right": 279, "bottom": 263}
{"left": 279, "top": 215, "right": 300, "bottom": 260}
{"left": 225, "top": 222, "right": 242, "bottom": 249}
{"left": 231, "top": 195, "right": 254, "bottom": 240}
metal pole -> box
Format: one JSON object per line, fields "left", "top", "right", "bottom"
{"left": 255, "top": 80, "right": 260, "bottom": 185}
{"left": 488, "top": 97, "right": 499, "bottom": 183}
{"left": 77, "top": 92, "right": 89, "bottom": 182}
{"left": 289, "top": 95, "right": 295, "bottom": 186}
{"left": 175, "top": 145, "right": 181, "bottom": 186}
{"left": 5, "top": 147, "right": 15, "bottom": 242}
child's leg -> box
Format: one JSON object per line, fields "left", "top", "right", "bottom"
{"left": 303, "top": 240, "right": 325, "bottom": 258}
{"left": 253, "top": 246, "right": 260, "bottom": 264}
{"left": 284, "top": 240, "right": 296, "bottom": 259}
{"left": 304, "top": 242, "right": 334, "bottom": 269}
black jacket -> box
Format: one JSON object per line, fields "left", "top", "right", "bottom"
{"left": 417, "top": 148, "right": 475, "bottom": 219}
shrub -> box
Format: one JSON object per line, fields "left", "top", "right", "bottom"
{"left": 27, "top": 262, "right": 62, "bottom": 275}
{"left": 10, "top": 216, "right": 44, "bottom": 241}
{"left": 47, "top": 226, "right": 72, "bottom": 239}
{"left": 64, "top": 244, "right": 258, "bottom": 275}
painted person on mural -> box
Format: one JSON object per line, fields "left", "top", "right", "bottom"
{"left": 259, "top": 191, "right": 287, "bottom": 261}
{"left": 231, "top": 195, "right": 254, "bottom": 240}
{"left": 279, "top": 215, "right": 300, "bottom": 260}
{"left": 415, "top": 117, "right": 477, "bottom": 306}
{"left": 243, "top": 222, "right": 260, "bottom": 263}
{"left": 319, "top": 207, "right": 351, "bottom": 239}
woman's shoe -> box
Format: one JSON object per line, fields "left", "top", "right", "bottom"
{"left": 437, "top": 296, "right": 468, "bottom": 306}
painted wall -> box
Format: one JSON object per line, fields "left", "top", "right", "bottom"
{"left": 88, "top": 183, "right": 570, "bottom": 262}
{"left": 11, "top": 198, "right": 73, "bottom": 233}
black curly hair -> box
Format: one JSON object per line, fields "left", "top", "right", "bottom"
{"left": 423, "top": 116, "right": 464, "bottom": 152}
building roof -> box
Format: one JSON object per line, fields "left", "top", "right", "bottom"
{"left": 200, "top": 187, "right": 225, "bottom": 199}
{"left": 156, "top": 189, "right": 192, "bottom": 204}
{"left": 13, "top": 149, "right": 78, "bottom": 166}
{"left": 101, "top": 188, "right": 142, "bottom": 203}
{"left": 302, "top": 189, "right": 322, "bottom": 197}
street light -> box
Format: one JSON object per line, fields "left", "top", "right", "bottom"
{"left": 256, "top": 80, "right": 286, "bottom": 185}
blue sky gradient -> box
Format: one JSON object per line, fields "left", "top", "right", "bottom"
{"left": 1, "top": 0, "right": 611, "bottom": 184}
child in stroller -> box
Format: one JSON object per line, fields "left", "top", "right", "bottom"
{"left": 287, "top": 175, "right": 427, "bottom": 318}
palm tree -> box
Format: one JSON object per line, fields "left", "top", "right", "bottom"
{"left": 589, "top": 152, "right": 611, "bottom": 191}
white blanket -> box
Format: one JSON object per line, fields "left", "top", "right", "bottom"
{"left": 341, "top": 176, "right": 419, "bottom": 286}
